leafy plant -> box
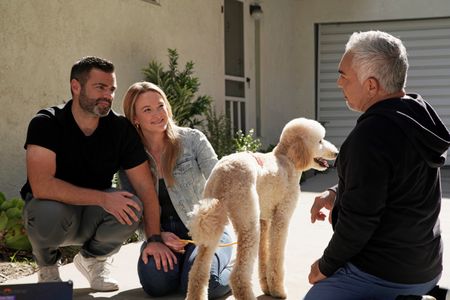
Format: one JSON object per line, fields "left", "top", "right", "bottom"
{"left": 233, "top": 129, "right": 262, "bottom": 153}
{"left": 142, "top": 49, "right": 263, "bottom": 158}
{"left": 143, "top": 49, "right": 212, "bottom": 128}
{"left": 204, "top": 108, "right": 263, "bottom": 157}
{"left": 0, "top": 193, "right": 31, "bottom": 252}
{"left": 204, "top": 107, "right": 233, "bottom": 159}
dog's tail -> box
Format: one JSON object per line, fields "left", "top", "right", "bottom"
{"left": 187, "top": 198, "right": 228, "bottom": 300}
{"left": 188, "top": 198, "right": 228, "bottom": 247}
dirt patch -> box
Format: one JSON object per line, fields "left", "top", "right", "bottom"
{"left": 0, "top": 262, "right": 37, "bottom": 283}
{"left": 0, "top": 246, "right": 37, "bottom": 283}
{"left": 0, "top": 246, "right": 79, "bottom": 284}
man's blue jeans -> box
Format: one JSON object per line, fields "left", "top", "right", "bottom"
{"left": 304, "top": 263, "right": 441, "bottom": 300}
{"left": 137, "top": 218, "right": 233, "bottom": 298}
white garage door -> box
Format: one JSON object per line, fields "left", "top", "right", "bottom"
{"left": 317, "top": 18, "right": 450, "bottom": 165}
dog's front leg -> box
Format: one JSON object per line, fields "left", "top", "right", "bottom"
{"left": 266, "top": 202, "right": 297, "bottom": 299}
{"left": 258, "top": 218, "right": 271, "bottom": 295}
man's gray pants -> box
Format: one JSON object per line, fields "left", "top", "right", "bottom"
{"left": 23, "top": 189, "right": 142, "bottom": 266}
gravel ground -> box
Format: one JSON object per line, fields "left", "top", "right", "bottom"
{"left": 0, "top": 245, "right": 79, "bottom": 284}
{"left": 0, "top": 262, "right": 37, "bottom": 283}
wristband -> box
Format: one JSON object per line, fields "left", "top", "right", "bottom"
{"left": 147, "top": 234, "right": 163, "bottom": 243}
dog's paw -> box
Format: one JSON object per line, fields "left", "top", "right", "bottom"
{"left": 269, "top": 283, "right": 287, "bottom": 299}
{"left": 231, "top": 287, "right": 256, "bottom": 300}
{"left": 259, "top": 277, "right": 270, "bottom": 295}
{"left": 267, "top": 271, "right": 287, "bottom": 298}
{"left": 262, "top": 288, "right": 271, "bottom": 296}
{"left": 270, "top": 288, "right": 287, "bottom": 299}
{"left": 185, "top": 293, "right": 207, "bottom": 300}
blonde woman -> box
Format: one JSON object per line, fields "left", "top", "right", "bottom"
{"left": 120, "top": 81, "right": 233, "bottom": 298}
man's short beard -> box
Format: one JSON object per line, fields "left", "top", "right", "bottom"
{"left": 346, "top": 101, "right": 361, "bottom": 113}
{"left": 79, "top": 88, "right": 111, "bottom": 117}
{"left": 93, "top": 103, "right": 111, "bottom": 117}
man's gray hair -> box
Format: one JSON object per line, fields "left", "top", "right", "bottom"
{"left": 345, "top": 30, "right": 408, "bottom": 93}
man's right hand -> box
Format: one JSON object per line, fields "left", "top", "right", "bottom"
{"left": 102, "top": 191, "right": 141, "bottom": 225}
{"left": 310, "top": 189, "right": 336, "bottom": 224}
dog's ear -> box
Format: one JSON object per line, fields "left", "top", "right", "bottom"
{"left": 277, "top": 131, "right": 312, "bottom": 171}
{"left": 287, "top": 135, "right": 312, "bottom": 171}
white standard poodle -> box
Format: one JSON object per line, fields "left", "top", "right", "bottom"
{"left": 186, "top": 117, "right": 339, "bottom": 300}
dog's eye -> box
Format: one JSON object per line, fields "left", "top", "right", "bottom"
{"left": 319, "top": 140, "right": 323, "bottom": 144}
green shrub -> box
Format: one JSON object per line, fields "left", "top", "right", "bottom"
{"left": 204, "top": 107, "right": 233, "bottom": 159}
{"left": 204, "top": 108, "right": 263, "bottom": 158}
{"left": 143, "top": 49, "right": 212, "bottom": 128}
{"left": 233, "top": 129, "right": 262, "bottom": 153}
{"left": 0, "top": 194, "right": 32, "bottom": 252}
{"left": 142, "top": 49, "right": 263, "bottom": 159}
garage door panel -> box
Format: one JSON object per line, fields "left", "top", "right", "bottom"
{"left": 408, "top": 49, "right": 450, "bottom": 58}
{"left": 408, "top": 68, "right": 450, "bottom": 77}
{"left": 318, "top": 18, "right": 450, "bottom": 165}
{"left": 407, "top": 78, "right": 450, "bottom": 87}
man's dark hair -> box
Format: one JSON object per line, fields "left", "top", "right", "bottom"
{"left": 70, "top": 56, "right": 115, "bottom": 85}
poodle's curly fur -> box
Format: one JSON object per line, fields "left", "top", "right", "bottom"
{"left": 186, "top": 118, "right": 338, "bottom": 300}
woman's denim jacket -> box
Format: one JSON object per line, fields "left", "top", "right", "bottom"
{"left": 119, "top": 127, "right": 218, "bottom": 228}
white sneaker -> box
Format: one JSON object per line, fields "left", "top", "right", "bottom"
{"left": 38, "top": 265, "right": 62, "bottom": 282}
{"left": 73, "top": 253, "right": 119, "bottom": 291}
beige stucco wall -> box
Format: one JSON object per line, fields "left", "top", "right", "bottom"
{"left": 0, "top": 0, "right": 224, "bottom": 198}
{"left": 2, "top": 0, "right": 450, "bottom": 198}
{"left": 257, "top": 0, "right": 303, "bottom": 145}
{"left": 258, "top": 0, "right": 450, "bottom": 146}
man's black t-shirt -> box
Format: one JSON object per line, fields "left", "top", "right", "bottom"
{"left": 21, "top": 100, "right": 147, "bottom": 197}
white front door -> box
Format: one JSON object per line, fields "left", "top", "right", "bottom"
{"left": 224, "top": 0, "right": 255, "bottom": 134}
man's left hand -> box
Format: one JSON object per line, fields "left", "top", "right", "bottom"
{"left": 308, "top": 259, "right": 327, "bottom": 284}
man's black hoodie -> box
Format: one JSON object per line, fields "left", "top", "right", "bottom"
{"left": 319, "top": 94, "right": 450, "bottom": 284}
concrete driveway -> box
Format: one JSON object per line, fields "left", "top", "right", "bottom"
{"left": 3, "top": 168, "right": 450, "bottom": 299}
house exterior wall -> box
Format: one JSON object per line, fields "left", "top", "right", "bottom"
{"left": 291, "top": 0, "right": 450, "bottom": 138}
{"left": 0, "top": 0, "right": 224, "bottom": 198}
{"left": 257, "top": 0, "right": 303, "bottom": 146}
{"left": 2, "top": 0, "right": 450, "bottom": 198}
{"left": 256, "top": 0, "right": 450, "bottom": 148}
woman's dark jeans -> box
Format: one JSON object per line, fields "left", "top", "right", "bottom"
{"left": 137, "top": 218, "right": 233, "bottom": 298}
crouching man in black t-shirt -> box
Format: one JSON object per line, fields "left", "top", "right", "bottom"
{"left": 21, "top": 56, "right": 163, "bottom": 292}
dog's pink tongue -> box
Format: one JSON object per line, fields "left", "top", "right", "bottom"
{"left": 314, "top": 158, "right": 329, "bottom": 168}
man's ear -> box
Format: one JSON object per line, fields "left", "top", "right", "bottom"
{"left": 70, "top": 79, "right": 81, "bottom": 96}
{"left": 366, "top": 77, "right": 379, "bottom": 97}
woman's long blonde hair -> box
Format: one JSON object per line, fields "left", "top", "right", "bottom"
{"left": 123, "top": 81, "right": 180, "bottom": 187}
